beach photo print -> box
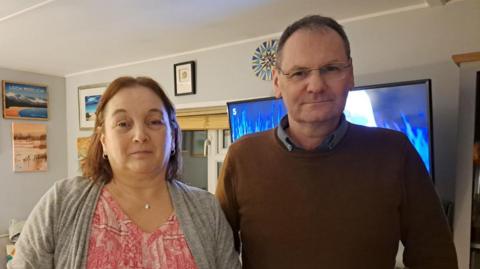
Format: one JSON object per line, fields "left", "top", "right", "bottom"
{"left": 78, "top": 83, "right": 108, "bottom": 129}
{"left": 2, "top": 81, "right": 48, "bottom": 120}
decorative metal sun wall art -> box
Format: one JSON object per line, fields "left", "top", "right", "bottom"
{"left": 251, "top": 39, "right": 278, "bottom": 81}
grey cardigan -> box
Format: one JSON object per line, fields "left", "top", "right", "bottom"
{"left": 9, "top": 177, "right": 241, "bottom": 269}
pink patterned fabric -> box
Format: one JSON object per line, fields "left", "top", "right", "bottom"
{"left": 87, "top": 188, "right": 198, "bottom": 269}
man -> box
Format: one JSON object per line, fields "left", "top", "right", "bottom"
{"left": 216, "top": 15, "right": 457, "bottom": 268}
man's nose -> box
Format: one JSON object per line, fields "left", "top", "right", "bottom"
{"left": 306, "top": 70, "right": 327, "bottom": 93}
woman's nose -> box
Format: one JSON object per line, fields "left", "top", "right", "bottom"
{"left": 133, "top": 125, "right": 149, "bottom": 143}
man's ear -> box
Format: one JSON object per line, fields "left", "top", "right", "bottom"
{"left": 347, "top": 58, "right": 355, "bottom": 90}
{"left": 272, "top": 68, "right": 282, "bottom": 98}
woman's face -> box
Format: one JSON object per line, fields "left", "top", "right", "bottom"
{"left": 100, "top": 85, "right": 173, "bottom": 178}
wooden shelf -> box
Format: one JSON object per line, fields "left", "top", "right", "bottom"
{"left": 452, "top": 52, "right": 480, "bottom": 66}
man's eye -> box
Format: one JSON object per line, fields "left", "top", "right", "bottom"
{"left": 322, "top": 65, "right": 341, "bottom": 73}
{"left": 290, "top": 70, "right": 309, "bottom": 78}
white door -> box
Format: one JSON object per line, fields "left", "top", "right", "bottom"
{"left": 206, "top": 129, "right": 231, "bottom": 193}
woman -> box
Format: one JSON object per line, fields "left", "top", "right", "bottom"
{"left": 10, "top": 76, "right": 241, "bottom": 269}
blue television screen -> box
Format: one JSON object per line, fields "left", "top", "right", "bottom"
{"left": 227, "top": 79, "right": 434, "bottom": 177}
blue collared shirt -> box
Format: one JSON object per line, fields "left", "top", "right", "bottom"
{"left": 276, "top": 114, "right": 349, "bottom": 152}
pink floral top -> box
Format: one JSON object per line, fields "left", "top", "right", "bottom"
{"left": 87, "top": 188, "right": 198, "bottom": 269}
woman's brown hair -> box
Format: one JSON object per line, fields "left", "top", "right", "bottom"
{"left": 81, "top": 76, "right": 182, "bottom": 183}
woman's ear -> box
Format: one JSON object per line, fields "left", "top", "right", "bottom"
{"left": 171, "top": 123, "right": 178, "bottom": 154}
{"left": 99, "top": 127, "right": 107, "bottom": 155}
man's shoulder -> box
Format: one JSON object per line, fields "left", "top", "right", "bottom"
{"left": 347, "top": 123, "right": 409, "bottom": 147}
{"left": 349, "top": 123, "right": 406, "bottom": 141}
{"left": 229, "top": 129, "right": 276, "bottom": 152}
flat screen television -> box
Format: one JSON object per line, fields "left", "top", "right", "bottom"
{"left": 227, "top": 79, "right": 434, "bottom": 177}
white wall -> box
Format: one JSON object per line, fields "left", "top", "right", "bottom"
{"left": 0, "top": 67, "right": 67, "bottom": 267}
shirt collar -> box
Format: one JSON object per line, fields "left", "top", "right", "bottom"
{"left": 276, "top": 114, "right": 349, "bottom": 152}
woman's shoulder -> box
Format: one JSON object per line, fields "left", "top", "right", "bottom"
{"left": 37, "top": 176, "right": 102, "bottom": 209}
{"left": 50, "top": 176, "right": 99, "bottom": 197}
{"left": 169, "top": 180, "right": 213, "bottom": 197}
{"left": 53, "top": 176, "right": 94, "bottom": 188}
{"left": 169, "top": 180, "right": 218, "bottom": 209}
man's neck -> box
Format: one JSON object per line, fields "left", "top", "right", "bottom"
{"left": 287, "top": 117, "right": 341, "bottom": 151}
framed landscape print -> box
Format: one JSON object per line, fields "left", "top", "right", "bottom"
{"left": 78, "top": 83, "right": 108, "bottom": 130}
{"left": 2, "top": 81, "right": 48, "bottom": 120}
{"left": 12, "top": 122, "right": 48, "bottom": 172}
{"left": 174, "top": 61, "right": 196, "bottom": 96}
{"left": 77, "top": 136, "right": 91, "bottom": 166}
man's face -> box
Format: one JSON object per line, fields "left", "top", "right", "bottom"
{"left": 273, "top": 28, "right": 354, "bottom": 127}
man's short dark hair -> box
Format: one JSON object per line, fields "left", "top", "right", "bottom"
{"left": 276, "top": 15, "right": 351, "bottom": 67}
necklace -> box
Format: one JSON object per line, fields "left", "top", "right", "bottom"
{"left": 144, "top": 203, "right": 151, "bottom": 209}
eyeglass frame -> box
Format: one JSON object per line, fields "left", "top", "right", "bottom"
{"left": 276, "top": 60, "right": 352, "bottom": 83}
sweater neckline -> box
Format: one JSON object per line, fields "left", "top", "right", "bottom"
{"left": 270, "top": 127, "right": 350, "bottom": 158}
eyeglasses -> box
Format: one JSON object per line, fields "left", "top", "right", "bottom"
{"left": 277, "top": 62, "right": 352, "bottom": 83}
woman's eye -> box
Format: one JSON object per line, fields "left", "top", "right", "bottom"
{"left": 116, "top": 121, "right": 130, "bottom": 128}
{"left": 151, "top": 120, "right": 163, "bottom": 125}
{"left": 148, "top": 119, "right": 164, "bottom": 127}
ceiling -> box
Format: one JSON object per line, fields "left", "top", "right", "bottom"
{"left": 0, "top": 0, "right": 449, "bottom": 77}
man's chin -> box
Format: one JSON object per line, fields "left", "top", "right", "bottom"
{"left": 293, "top": 114, "right": 341, "bottom": 126}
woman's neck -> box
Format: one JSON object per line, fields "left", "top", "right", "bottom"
{"left": 107, "top": 173, "right": 169, "bottom": 201}
{"left": 105, "top": 173, "right": 174, "bottom": 232}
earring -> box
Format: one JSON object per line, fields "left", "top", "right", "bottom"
{"left": 171, "top": 148, "right": 176, "bottom": 155}
{"left": 102, "top": 153, "right": 108, "bottom": 159}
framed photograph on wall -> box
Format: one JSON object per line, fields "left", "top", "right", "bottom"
{"left": 12, "top": 122, "right": 48, "bottom": 172}
{"left": 77, "top": 136, "right": 91, "bottom": 160}
{"left": 2, "top": 81, "right": 48, "bottom": 120}
{"left": 174, "top": 61, "right": 196, "bottom": 96}
{"left": 78, "top": 83, "right": 108, "bottom": 130}
{"left": 77, "top": 136, "right": 91, "bottom": 166}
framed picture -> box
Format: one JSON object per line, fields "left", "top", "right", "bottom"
{"left": 78, "top": 83, "right": 108, "bottom": 130}
{"left": 12, "top": 122, "right": 48, "bottom": 172}
{"left": 77, "top": 136, "right": 91, "bottom": 161}
{"left": 2, "top": 81, "right": 48, "bottom": 120}
{"left": 191, "top": 130, "right": 207, "bottom": 157}
{"left": 174, "top": 61, "right": 196, "bottom": 96}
